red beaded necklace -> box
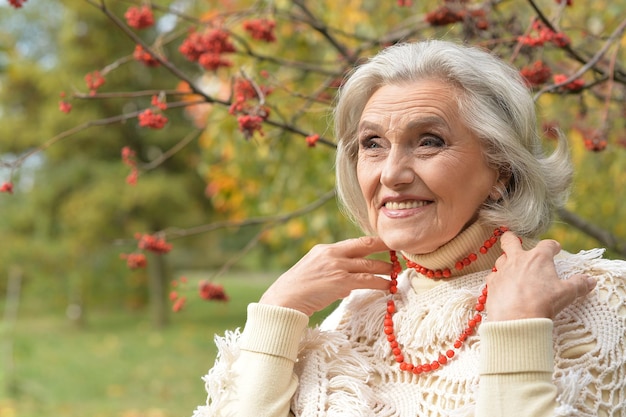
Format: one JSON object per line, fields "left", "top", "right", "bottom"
{"left": 385, "top": 226, "right": 508, "bottom": 374}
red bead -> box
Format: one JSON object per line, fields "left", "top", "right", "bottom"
{"left": 491, "top": 266, "right": 497, "bottom": 272}
{"left": 386, "top": 230, "right": 506, "bottom": 375}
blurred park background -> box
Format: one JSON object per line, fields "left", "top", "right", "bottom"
{"left": 0, "top": 0, "right": 625, "bottom": 416}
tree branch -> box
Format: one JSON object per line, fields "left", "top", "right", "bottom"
{"left": 556, "top": 207, "right": 626, "bottom": 258}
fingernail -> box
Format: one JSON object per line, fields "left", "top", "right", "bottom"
{"left": 586, "top": 276, "right": 597, "bottom": 289}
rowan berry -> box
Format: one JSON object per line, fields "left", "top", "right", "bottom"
{"left": 0, "top": 182, "right": 13, "bottom": 194}
{"left": 306, "top": 134, "right": 320, "bottom": 147}
{"left": 8, "top": 0, "right": 27, "bottom": 8}
{"left": 243, "top": 18, "right": 277, "bottom": 42}
{"left": 125, "top": 5, "right": 154, "bottom": 30}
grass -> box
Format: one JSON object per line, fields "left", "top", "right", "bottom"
{"left": 0, "top": 271, "right": 335, "bottom": 417}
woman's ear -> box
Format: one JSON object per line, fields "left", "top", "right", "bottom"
{"left": 490, "top": 167, "right": 512, "bottom": 201}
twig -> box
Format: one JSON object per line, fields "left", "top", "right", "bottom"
{"left": 115, "top": 189, "right": 337, "bottom": 244}
{"left": 556, "top": 207, "right": 626, "bottom": 258}
{"left": 8, "top": 99, "right": 206, "bottom": 169}
{"left": 210, "top": 225, "right": 270, "bottom": 281}
{"left": 140, "top": 128, "right": 203, "bottom": 171}
{"left": 532, "top": 17, "right": 626, "bottom": 101}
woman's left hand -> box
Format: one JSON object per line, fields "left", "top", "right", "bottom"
{"left": 486, "top": 232, "right": 597, "bottom": 321}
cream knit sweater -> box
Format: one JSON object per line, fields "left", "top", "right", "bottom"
{"left": 193, "top": 223, "right": 626, "bottom": 416}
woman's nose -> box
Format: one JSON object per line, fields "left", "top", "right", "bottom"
{"left": 380, "top": 147, "right": 415, "bottom": 188}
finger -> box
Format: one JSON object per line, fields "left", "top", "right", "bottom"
{"left": 351, "top": 273, "right": 393, "bottom": 291}
{"left": 346, "top": 257, "right": 393, "bottom": 275}
{"left": 336, "top": 235, "right": 390, "bottom": 257}
{"left": 534, "top": 238, "right": 562, "bottom": 257}
{"left": 567, "top": 273, "right": 597, "bottom": 299}
{"left": 499, "top": 231, "right": 524, "bottom": 254}
{"left": 552, "top": 274, "right": 596, "bottom": 317}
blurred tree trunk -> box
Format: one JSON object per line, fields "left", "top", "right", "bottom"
{"left": 1, "top": 266, "right": 22, "bottom": 396}
{"left": 148, "top": 253, "right": 169, "bottom": 329}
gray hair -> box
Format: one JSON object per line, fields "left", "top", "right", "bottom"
{"left": 334, "top": 40, "right": 572, "bottom": 239}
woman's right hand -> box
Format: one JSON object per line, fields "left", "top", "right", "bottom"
{"left": 259, "top": 236, "right": 393, "bottom": 316}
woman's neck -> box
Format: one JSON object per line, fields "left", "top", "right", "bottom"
{"left": 402, "top": 221, "right": 523, "bottom": 279}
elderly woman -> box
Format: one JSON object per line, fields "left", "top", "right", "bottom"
{"left": 193, "top": 40, "right": 626, "bottom": 417}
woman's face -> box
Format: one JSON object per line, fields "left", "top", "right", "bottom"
{"left": 356, "top": 80, "right": 499, "bottom": 254}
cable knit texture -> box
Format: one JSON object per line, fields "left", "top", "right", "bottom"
{"left": 193, "top": 223, "right": 626, "bottom": 417}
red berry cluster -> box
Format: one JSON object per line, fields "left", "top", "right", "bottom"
{"left": 237, "top": 114, "right": 265, "bottom": 139}
{"left": 397, "top": 0, "right": 413, "bottom": 6}
{"left": 121, "top": 146, "right": 139, "bottom": 185}
{"left": 119, "top": 253, "right": 147, "bottom": 269}
{"left": 518, "top": 20, "right": 570, "bottom": 48}
{"left": 199, "top": 280, "right": 229, "bottom": 301}
{"left": 58, "top": 91, "right": 72, "bottom": 114}
{"left": 579, "top": 128, "right": 608, "bottom": 152}
{"left": 243, "top": 18, "right": 277, "bottom": 42}
{"left": 425, "top": 5, "right": 488, "bottom": 31}
{"left": 553, "top": 74, "right": 585, "bottom": 92}
{"left": 133, "top": 45, "right": 161, "bottom": 67}
{"left": 229, "top": 77, "right": 272, "bottom": 139}
{"left": 0, "top": 182, "right": 13, "bottom": 194}
{"left": 520, "top": 60, "right": 552, "bottom": 87}
{"left": 8, "top": 0, "right": 27, "bottom": 8}
{"left": 138, "top": 109, "right": 168, "bottom": 129}
{"left": 179, "top": 28, "right": 236, "bottom": 71}
{"left": 136, "top": 233, "right": 173, "bottom": 254}
{"left": 138, "top": 96, "right": 168, "bottom": 130}
{"left": 170, "top": 276, "right": 189, "bottom": 312}
{"left": 306, "top": 134, "right": 320, "bottom": 147}
{"left": 124, "top": 5, "right": 155, "bottom": 30}
{"left": 85, "top": 70, "right": 105, "bottom": 96}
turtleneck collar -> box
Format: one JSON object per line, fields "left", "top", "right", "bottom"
{"left": 401, "top": 221, "right": 536, "bottom": 292}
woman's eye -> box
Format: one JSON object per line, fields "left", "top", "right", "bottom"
{"left": 360, "top": 137, "right": 381, "bottom": 149}
{"left": 419, "top": 135, "right": 445, "bottom": 147}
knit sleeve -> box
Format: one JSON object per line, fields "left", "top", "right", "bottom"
{"left": 476, "top": 318, "right": 557, "bottom": 417}
{"left": 193, "top": 303, "right": 309, "bottom": 417}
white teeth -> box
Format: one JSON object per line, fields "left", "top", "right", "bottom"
{"left": 385, "top": 200, "right": 429, "bottom": 210}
